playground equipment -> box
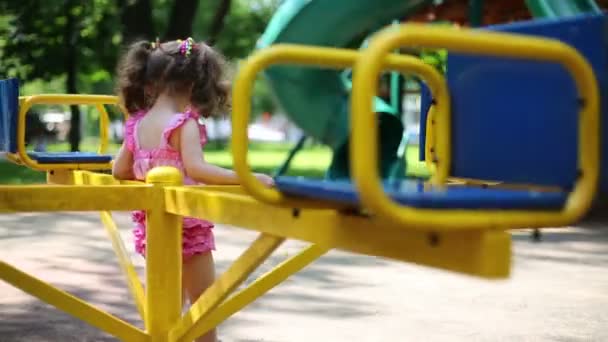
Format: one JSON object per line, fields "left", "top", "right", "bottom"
{"left": 0, "top": 0, "right": 605, "bottom": 341}
{"left": 420, "top": 8, "right": 606, "bottom": 193}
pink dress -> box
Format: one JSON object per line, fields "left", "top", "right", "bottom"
{"left": 125, "top": 109, "right": 215, "bottom": 260}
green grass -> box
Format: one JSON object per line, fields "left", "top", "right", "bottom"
{"left": 0, "top": 139, "right": 429, "bottom": 184}
{"left": 0, "top": 162, "right": 48, "bottom": 184}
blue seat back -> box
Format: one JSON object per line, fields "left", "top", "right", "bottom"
{"left": 0, "top": 78, "right": 19, "bottom": 153}
{"left": 420, "top": 14, "right": 607, "bottom": 191}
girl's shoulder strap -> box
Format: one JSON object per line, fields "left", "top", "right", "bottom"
{"left": 124, "top": 110, "right": 146, "bottom": 152}
{"left": 161, "top": 109, "right": 208, "bottom": 148}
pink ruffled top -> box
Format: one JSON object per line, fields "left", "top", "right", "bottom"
{"left": 125, "top": 109, "right": 215, "bottom": 259}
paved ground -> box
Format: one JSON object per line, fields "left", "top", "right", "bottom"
{"left": 0, "top": 212, "right": 607, "bottom": 342}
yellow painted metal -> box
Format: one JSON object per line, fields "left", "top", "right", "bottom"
{"left": 47, "top": 169, "right": 75, "bottom": 184}
{"left": 163, "top": 186, "right": 511, "bottom": 278}
{"left": 173, "top": 233, "right": 284, "bottom": 341}
{"left": 3, "top": 152, "right": 22, "bottom": 165}
{"left": 16, "top": 94, "right": 121, "bottom": 171}
{"left": 0, "top": 162, "right": 511, "bottom": 340}
{"left": 96, "top": 104, "right": 110, "bottom": 154}
{"left": 100, "top": 211, "right": 146, "bottom": 320}
{"left": 176, "top": 244, "right": 328, "bottom": 341}
{"left": 0, "top": 261, "right": 149, "bottom": 342}
{"left": 351, "top": 23, "right": 600, "bottom": 230}
{"left": 0, "top": 184, "right": 153, "bottom": 212}
{"left": 232, "top": 44, "right": 448, "bottom": 204}
{"left": 70, "top": 170, "right": 143, "bottom": 186}
{"left": 167, "top": 184, "right": 348, "bottom": 211}
{"left": 49, "top": 169, "right": 137, "bottom": 186}
{"left": 144, "top": 167, "right": 183, "bottom": 341}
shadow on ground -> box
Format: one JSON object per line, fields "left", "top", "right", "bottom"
{"left": 1, "top": 212, "right": 608, "bottom": 341}
{"left": 0, "top": 212, "right": 389, "bottom": 341}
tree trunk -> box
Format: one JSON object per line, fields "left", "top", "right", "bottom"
{"left": 164, "top": 0, "right": 200, "bottom": 40}
{"left": 207, "top": 0, "right": 232, "bottom": 46}
{"left": 119, "top": 0, "right": 155, "bottom": 44}
{"left": 65, "top": 0, "right": 81, "bottom": 152}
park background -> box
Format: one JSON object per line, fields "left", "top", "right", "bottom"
{"left": 2, "top": 2, "right": 608, "bottom": 341}
{"left": 1, "top": 0, "right": 607, "bottom": 185}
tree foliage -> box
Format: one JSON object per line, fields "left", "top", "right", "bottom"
{"left": 0, "top": 0, "right": 282, "bottom": 149}
{"left": 0, "top": 0, "right": 118, "bottom": 81}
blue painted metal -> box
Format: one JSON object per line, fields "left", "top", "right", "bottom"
{"left": 0, "top": 78, "right": 20, "bottom": 153}
{"left": 275, "top": 176, "right": 567, "bottom": 210}
{"left": 30, "top": 152, "right": 112, "bottom": 164}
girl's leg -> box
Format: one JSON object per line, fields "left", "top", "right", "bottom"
{"left": 182, "top": 252, "right": 217, "bottom": 342}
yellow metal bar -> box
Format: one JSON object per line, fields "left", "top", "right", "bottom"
{"left": 20, "top": 94, "right": 120, "bottom": 105}
{"left": 232, "top": 44, "right": 448, "bottom": 203}
{"left": 175, "top": 244, "right": 328, "bottom": 342}
{"left": 75, "top": 170, "right": 117, "bottom": 185}
{"left": 0, "top": 261, "right": 149, "bottom": 342}
{"left": 70, "top": 170, "right": 143, "bottom": 186}
{"left": 167, "top": 184, "right": 347, "bottom": 211}
{"left": 163, "top": 187, "right": 511, "bottom": 278}
{"left": 17, "top": 94, "right": 120, "bottom": 171}
{"left": 0, "top": 184, "right": 153, "bottom": 212}
{"left": 96, "top": 104, "right": 110, "bottom": 154}
{"left": 144, "top": 167, "right": 183, "bottom": 341}
{"left": 350, "top": 23, "right": 600, "bottom": 230}
{"left": 3, "top": 152, "right": 23, "bottom": 165}
{"left": 47, "top": 169, "right": 75, "bottom": 185}
{"left": 100, "top": 211, "right": 146, "bottom": 320}
{"left": 173, "top": 233, "right": 284, "bottom": 341}
{"left": 72, "top": 169, "right": 85, "bottom": 185}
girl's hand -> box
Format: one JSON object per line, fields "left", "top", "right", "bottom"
{"left": 254, "top": 173, "right": 275, "bottom": 187}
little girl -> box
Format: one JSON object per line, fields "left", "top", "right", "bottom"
{"left": 111, "top": 38, "right": 274, "bottom": 342}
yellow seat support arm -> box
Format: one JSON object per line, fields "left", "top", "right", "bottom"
{"left": 16, "top": 94, "right": 122, "bottom": 171}
{"left": 232, "top": 44, "right": 449, "bottom": 204}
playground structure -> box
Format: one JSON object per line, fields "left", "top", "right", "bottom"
{"left": 0, "top": 0, "right": 606, "bottom": 341}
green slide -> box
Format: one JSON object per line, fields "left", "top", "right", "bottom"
{"left": 256, "top": 0, "right": 431, "bottom": 151}
{"left": 526, "top": 0, "right": 601, "bottom": 18}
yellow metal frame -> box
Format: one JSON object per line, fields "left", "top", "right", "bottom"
{"left": 174, "top": 244, "right": 329, "bottom": 341}
{"left": 351, "top": 23, "right": 600, "bottom": 231}
{"left": 0, "top": 261, "right": 149, "bottom": 342}
{"left": 13, "top": 94, "right": 123, "bottom": 171}
{"left": 0, "top": 23, "right": 598, "bottom": 342}
{"left": 100, "top": 211, "right": 146, "bottom": 319}
{"left": 0, "top": 166, "right": 511, "bottom": 341}
{"left": 231, "top": 44, "right": 449, "bottom": 206}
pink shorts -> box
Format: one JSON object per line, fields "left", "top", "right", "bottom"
{"left": 131, "top": 210, "right": 215, "bottom": 260}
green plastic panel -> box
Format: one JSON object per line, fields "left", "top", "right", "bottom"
{"left": 256, "top": 0, "right": 431, "bottom": 149}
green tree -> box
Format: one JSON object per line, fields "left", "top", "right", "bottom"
{"left": 0, "top": 0, "right": 280, "bottom": 149}
{"left": 0, "top": 0, "right": 120, "bottom": 151}
{"left": 192, "top": 0, "right": 280, "bottom": 58}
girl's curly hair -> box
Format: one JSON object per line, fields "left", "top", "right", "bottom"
{"left": 116, "top": 39, "right": 231, "bottom": 118}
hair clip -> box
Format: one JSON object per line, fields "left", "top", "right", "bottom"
{"left": 179, "top": 37, "right": 195, "bottom": 57}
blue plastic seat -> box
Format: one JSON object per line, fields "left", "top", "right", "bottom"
{"left": 275, "top": 176, "right": 567, "bottom": 210}
{"left": 28, "top": 152, "right": 112, "bottom": 164}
